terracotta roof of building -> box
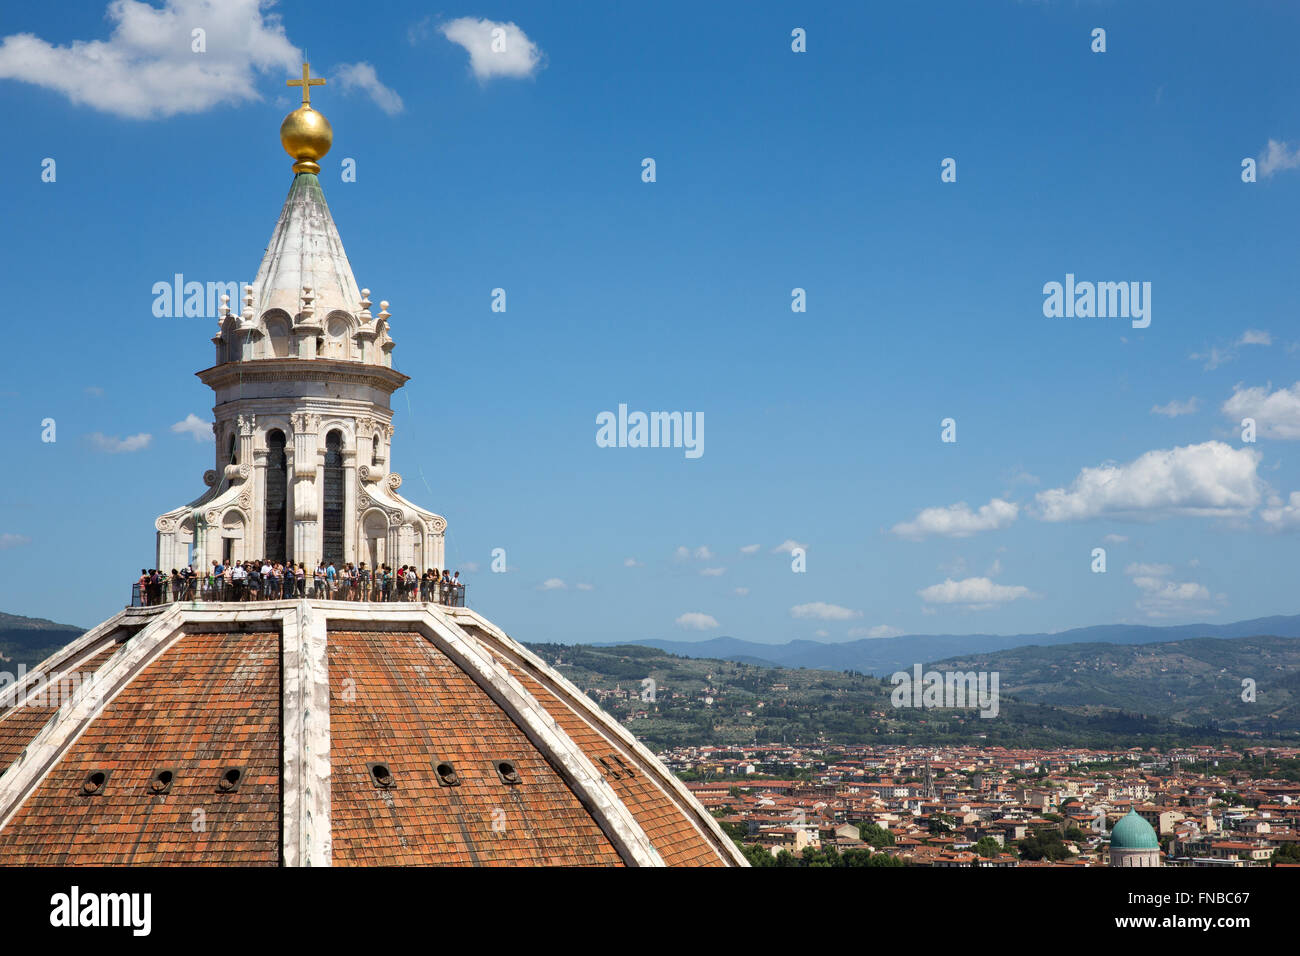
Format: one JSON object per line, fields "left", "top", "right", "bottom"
{"left": 0, "top": 602, "right": 743, "bottom": 867}
{"left": 465, "top": 623, "right": 727, "bottom": 867}
{"left": 328, "top": 628, "right": 622, "bottom": 866}
{"left": 0, "top": 631, "right": 281, "bottom": 865}
{"left": 0, "top": 642, "right": 122, "bottom": 772}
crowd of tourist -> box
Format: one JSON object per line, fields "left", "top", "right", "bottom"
{"left": 134, "top": 561, "right": 465, "bottom": 606}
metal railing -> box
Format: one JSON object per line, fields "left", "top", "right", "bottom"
{"left": 130, "top": 575, "right": 466, "bottom": 608}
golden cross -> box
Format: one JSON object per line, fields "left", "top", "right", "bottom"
{"left": 287, "top": 61, "right": 325, "bottom": 106}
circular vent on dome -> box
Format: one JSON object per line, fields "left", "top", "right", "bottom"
{"left": 216, "top": 766, "right": 245, "bottom": 793}
{"left": 81, "top": 769, "right": 110, "bottom": 796}
{"left": 493, "top": 760, "right": 522, "bottom": 785}
{"left": 368, "top": 762, "right": 397, "bottom": 790}
{"left": 433, "top": 760, "right": 461, "bottom": 787}
{"left": 149, "top": 768, "right": 176, "bottom": 795}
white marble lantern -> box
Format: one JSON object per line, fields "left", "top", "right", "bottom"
{"left": 154, "top": 170, "right": 445, "bottom": 572}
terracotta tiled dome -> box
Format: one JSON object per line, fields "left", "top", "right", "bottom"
{"left": 0, "top": 602, "right": 744, "bottom": 866}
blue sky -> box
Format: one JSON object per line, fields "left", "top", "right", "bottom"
{"left": 2, "top": 0, "right": 1300, "bottom": 647}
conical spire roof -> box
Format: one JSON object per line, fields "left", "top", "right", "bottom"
{"left": 248, "top": 172, "right": 361, "bottom": 322}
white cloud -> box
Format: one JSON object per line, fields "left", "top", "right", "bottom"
{"left": 623, "top": 557, "right": 643, "bottom": 567}
{"left": 87, "top": 431, "right": 151, "bottom": 453}
{"left": 1222, "top": 382, "right": 1300, "bottom": 439}
{"left": 170, "top": 413, "right": 213, "bottom": 442}
{"left": 814, "top": 629, "right": 829, "bottom": 638}
{"left": 1103, "top": 533, "right": 1129, "bottom": 544}
{"left": 1123, "top": 562, "right": 1215, "bottom": 618}
{"left": 675, "top": 612, "right": 719, "bottom": 631}
{"left": 739, "top": 544, "right": 761, "bottom": 554}
{"left": 1034, "top": 442, "right": 1262, "bottom": 522}
{"left": 1190, "top": 346, "right": 1234, "bottom": 371}
{"left": 1005, "top": 466, "right": 1040, "bottom": 487}
{"left": 0, "top": 0, "right": 298, "bottom": 119}
{"left": 917, "top": 576, "right": 1034, "bottom": 609}
{"left": 1124, "top": 562, "right": 1174, "bottom": 577}
{"left": 1150, "top": 397, "right": 1200, "bottom": 418}
{"left": 790, "top": 602, "right": 862, "bottom": 621}
{"left": 539, "top": 578, "right": 566, "bottom": 590}
{"left": 84, "top": 385, "right": 104, "bottom": 397}
{"left": 575, "top": 582, "right": 594, "bottom": 591}
{"left": 733, "top": 587, "right": 750, "bottom": 596}
{"left": 771, "top": 539, "right": 806, "bottom": 554}
{"left": 0, "top": 533, "right": 31, "bottom": 550}
{"left": 938, "top": 556, "right": 969, "bottom": 577}
{"left": 1259, "top": 139, "right": 1300, "bottom": 178}
{"left": 333, "top": 61, "right": 403, "bottom": 115}
{"left": 440, "top": 17, "right": 543, "bottom": 81}
{"left": 891, "top": 498, "right": 1018, "bottom": 540}
{"left": 461, "top": 561, "right": 480, "bottom": 573}
{"left": 675, "top": 545, "right": 713, "bottom": 561}
{"left": 408, "top": 16, "right": 435, "bottom": 45}
{"left": 1261, "top": 491, "right": 1300, "bottom": 530}
{"left": 700, "top": 567, "right": 726, "bottom": 577}
{"left": 1132, "top": 577, "right": 1212, "bottom": 617}
{"left": 1239, "top": 329, "right": 1272, "bottom": 346}
{"left": 848, "top": 624, "right": 904, "bottom": 639}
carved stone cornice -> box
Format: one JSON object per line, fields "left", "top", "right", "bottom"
{"left": 197, "top": 358, "right": 409, "bottom": 394}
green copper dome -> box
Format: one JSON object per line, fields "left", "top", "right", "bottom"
{"left": 1110, "top": 810, "right": 1159, "bottom": 850}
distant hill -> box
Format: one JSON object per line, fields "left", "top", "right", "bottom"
{"left": 932, "top": 635, "right": 1300, "bottom": 734}
{"left": 525, "top": 638, "right": 1300, "bottom": 750}
{"left": 4, "top": 607, "right": 1297, "bottom": 745}
{"left": 602, "top": 615, "right": 1300, "bottom": 675}
{"left": 0, "top": 612, "right": 84, "bottom": 671}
